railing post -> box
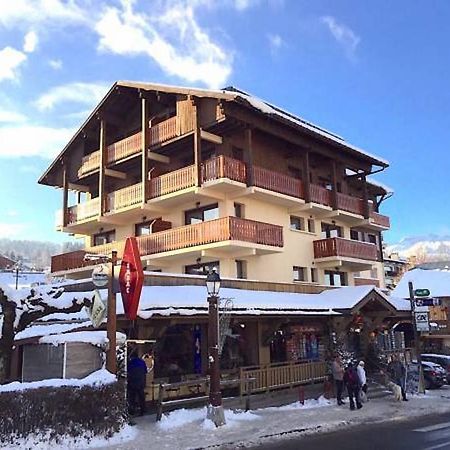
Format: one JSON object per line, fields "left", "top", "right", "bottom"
{"left": 98, "top": 117, "right": 107, "bottom": 217}
{"left": 244, "top": 127, "right": 254, "bottom": 186}
{"left": 141, "top": 94, "right": 150, "bottom": 204}
{"left": 303, "top": 150, "right": 311, "bottom": 203}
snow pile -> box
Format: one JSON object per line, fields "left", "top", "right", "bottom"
{"left": 39, "top": 330, "right": 127, "bottom": 346}
{"left": 0, "top": 369, "right": 116, "bottom": 393}
{"left": 264, "top": 395, "right": 332, "bottom": 411}
{"left": 15, "top": 321, "right": 92, "bottom": 340}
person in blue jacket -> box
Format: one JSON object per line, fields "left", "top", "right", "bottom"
{"left": 127, "top": 351, "right": 148, "bottom": 416}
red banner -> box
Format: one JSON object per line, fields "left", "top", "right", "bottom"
{"left": 119, "top": 237, "right": 144, "bottom": 320}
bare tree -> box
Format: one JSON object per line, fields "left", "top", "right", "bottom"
{"left": 0, "top": 286, "right": 93, "bottom": 384}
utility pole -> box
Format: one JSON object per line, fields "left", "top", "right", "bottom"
{"left": 106, "top": 250, "right": 118, "bottom": 374}
{"left": 408, "top": 281, "right": 425, "bottom": 394}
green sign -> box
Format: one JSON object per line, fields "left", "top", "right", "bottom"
{"left": 415, "top": 288, "right": 431, "bottom": 297}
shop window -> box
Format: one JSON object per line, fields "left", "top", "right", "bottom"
{"left": 93, "top": 229, "right": 115, "bottom": 246}
{"left": 293, "top": 266, "right": 306, "bottom": 282}
{"left": 236, "top": 260, "right": 247, "bottom": 279}
{"left": 324, "top": 270, "right": 347, "bottom": 286}
{"left": 234, "top": 203, "right": 244, "bottom": 218}
{"left": 310, "top": 268, "right": 318, "bottom": 283}
{"left": 290, "top": 216, "right": 305, "bottom": 231}
{"left": 185, "top": 203, "right": 219, "bottom": 225}
{"left": 321, "top": 222, "right": 343, "bottom": 239}
{"left": 285, "top": 325, "right": 323, "bottom": 361}
{"left": 307, "top": 218, "right": 315, "bottom": 233}
{"left": 185, "top": 261, "right": 219, "bottom": 276}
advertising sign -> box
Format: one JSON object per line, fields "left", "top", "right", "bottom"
{"left": 415, "top": 311, "right": 430, "bottom": 332}
{"left": 119, "top": 237, "right": 144, "bottom": 320}
{"left": 86, "top": 290, "right": 107, "bottom": 328}
{"left": 92, "top": 264, "right": 109, "bottom": 288}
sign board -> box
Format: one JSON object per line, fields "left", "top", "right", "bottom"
{"left": 86, "top": 290, "right": 107, "bottom": 328}
{"left": 119, "top": 237, "right": 144, "bottom": 320}
{"left": 414, "top": 288, "right": 431, "bottom": 297}
{"left": 92, "top": 264, "right": 109, "bottom": 288}
{"left": 415, "top": 311, "right": 430, "bottom": 332}
{"left": 415, "top": 297, "right": 442, "bottom": 307}
{"left": 405, "top": 363, "right": 420, "bottom": 395}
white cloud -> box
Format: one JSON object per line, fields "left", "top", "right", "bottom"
{"left": 321, "top": 16, "right": 360, "bottom": 59}
{"left": 267, "top": 33, "right": 284, "bottom": 55}
{"left": 34, "top": 82, "right": 109, "bottom": 111}
{"left": 0, "top": 108, "right": 27, "bottom": 123}
{"left": 23, "top": 30, "right": 38, "bottom": 53}
{"left": 0, "top": 125, "right": 74, "bottom": 158}
{"left": 95, "top": 1, "right": 232, "bottom": 88}
{"left": 49, "top": 59, "right": 63, "bottom": 70}
{"left": 0, "top": 222, "right": 28, "bottom": 238}
{"left": 0, "top": 46, "right": 27, "bottom": 82}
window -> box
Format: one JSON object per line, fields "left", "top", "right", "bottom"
{"left": 310, "top": 268, "right": 318, "bottom": 283}
{"left": 307, "top": 219, "right": 315, "bottom": 234}
{"left": 321, "top": 223, "right": 343, "bottom": 238}
{"left": 324, "top": 270, "right": 347, "bottom": 286}
{"left": 293, "top": 266, "right": 306, "bottom": 282}
{"left": 370, "top": 267, "right": 378, "bottom": 279}
{"left": 236, "top": 260, "right": 247, "bottom": 279}
{"left": 234, "top": 203, "right": 244, "bottom": 218}
{"left": 93, "top": 230, "right": 115, "bottom": 246}
{"left": 185, "top": 261, "right": 219, "bottom": 276}
{"left": 185, "top": 203, "right": 219, "bottom": 225}
{"left": 290, "top": 216, "right": 305, "bottom": 231}
{"left": 135, "top": 220, "right": 155, "bottom": 236}
{"left": 368, "top": 234, "right": 377, "bottom": 245}
{"left": 350, "top": 230, "right": 360, "bottom": 241}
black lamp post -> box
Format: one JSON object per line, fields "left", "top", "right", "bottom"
{"left": 206, "top": 268, "right": 225, "bottom": 427}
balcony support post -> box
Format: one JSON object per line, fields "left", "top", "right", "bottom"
{"left": 361, "top": 174, "right": 370, "bottom": 219}
{"left": 331, "top": 160, "right": 338, "bottom": 210}
{"left": 141, "top": 95, "right": 150, "bottom": 203}
{"left": 98, "top": 118, "right": 107, "bottom": 217}
{"left": 193, "top": 98, "right": 202, "bottom": 187}
{"left": 62, "top": 161, "right": 68, "bottom": 227}
{"left": 244, "top": 127, "right": 254, "bottom": 186}
{"left": 303, "top": 150, "right": 311, "bottom": 203}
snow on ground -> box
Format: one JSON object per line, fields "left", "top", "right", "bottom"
{"left": 95, "top": 388, "right": 450, "bottom": 450}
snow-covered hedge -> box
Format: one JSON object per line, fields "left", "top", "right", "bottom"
{"left": 0, "top": 370, "right": 127, "bottom": 445}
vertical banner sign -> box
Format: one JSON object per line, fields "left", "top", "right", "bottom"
{"left": 119, "top": 237, "right": 144, "bottom": 320}
{"left": 194, "top": 325, "right": 202, "bottom": 374}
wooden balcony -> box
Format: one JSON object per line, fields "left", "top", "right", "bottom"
{"left": 313, "top": 237, "right": 377, "bottom": 270}
{"left": 354, "top": 277, "right": 380, "bottom": 288}
{"left": 310, "top": 184, "right": 332, "bottom": 206}
{"left": 336, "top": 192, "right": 364, "bottom": 216}
{"left": 67, "top": 197, "right": 99, "bottom": 225}
{"left": 252, "top": 166, "right": 303, "bottom": 198}
{"left": 150, "top": 165, "right": 196, "bottom": 199}
{"left": 201, "top": 155, "right": 247, "bottom": 195}
{"left": 51, "top": 217, "right": 283, "bottom": 273}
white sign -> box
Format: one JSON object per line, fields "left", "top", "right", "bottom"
{"left": 86, "top": 290, "right": 107, "bottom": 328}
{"left": 415, "top": 311, "right": 430, "bottom": 332}
{"left": 92, "top": 264, "right": 109, "bottom": 288}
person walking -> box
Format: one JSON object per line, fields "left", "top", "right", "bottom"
{"left": 127, "top": 351, "right": 148, "bottom": 416}
{"left": 344, "top": 363, "right": 363, "bottom": 411}
{"left": 357, "top": 361, "right": 368, "bottom": 402}
{"left": 332, "top": 355, "right": 345, "bottom": 405}
{"left": 388, "top": 354, "right": 408, "bottom": 401}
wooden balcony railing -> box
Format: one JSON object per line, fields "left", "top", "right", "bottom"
{"left": 313, "top": 237, "right": 378, "bottom": 261}
{"left": 370, "top": 211, "right": 390, "bottom": 228}
{"left": 78, "top": 152, "right": 101, "bottom": 177}
{"left": 252, "top": 166, "right": 303, "bottom": 199}
{"left": 354, "top": 277, "right": 380, "bottom": 287}
{"left": 51, "top": 250, "right": 89, "bottom": 273}
{"left": 336, "top": 192, "right": 364, "bottom": 215}
{"left": 149, "top": 165, "right": 196, "bottom": 199}
{"left": 107, "top": 132, "right": 142, "bottom": 165}
{"left": 202, "top": 155, "right": 247, "bottom": 184}
{"left": 149, "top": 116, "right": 177, "bottom": 146}
{"left": 67, "top": 197, "right": 99, "bottom": 224}
{"left": 310, "top": 184, "right": 332, "bottom": 206}
{"left": 106, "top": 182, "right": 142, "bottom": 213}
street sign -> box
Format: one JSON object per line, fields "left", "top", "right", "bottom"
{"left": 415, "top": 311, "right": 430, "bottom": 332}
{"left": 414, "top": 288, "right": 431, "bottom": 297}
{"left": 86, "top": 290, "right": 107, "bottom": 328}
{"left": 119, "top": 237, "right": 144, "bottom": 320}
{"left": 92, "top": 264, "right": 109, "bottom": 288}
{"left": 415, "top": 297, "right": 442, "bottom": 307}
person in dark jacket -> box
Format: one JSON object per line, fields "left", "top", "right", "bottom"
{"left": 127, "top": 351, "right": 148, "bottom": 415}
{"left": 387, "top": 354, "right": 408, "bottom": 401}
{"left": 343, "top": 363, "right": 362, "bottom": 411}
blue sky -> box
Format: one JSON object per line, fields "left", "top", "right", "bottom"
{"left": 0, "top": 0, "right": 449, "bottom": 245}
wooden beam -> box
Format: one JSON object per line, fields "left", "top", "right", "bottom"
{"left": 98, "top": 119, "right": 106, "bottom": 217}
{"left": 200, "top": 129, "right": 223, "bottom": 145}
{"left": 68, "top": 183, "right": 90, "bottom": 193}
{"left": 244, "top": 127, "right": 254, "bottom": 186}
{"left": 331, "top": 160, "right": 338, "bottom": 210}
{"left": 142, "top": 96, "right": 150, "bottom": 204}
{"left": 62, "top": 163, "right": 68, "bottom": 227}
{"left": 361, "top": 174, "right": 370, "bottom": 219}
{"left": 147, "top": 150, "right": 170, "bottom": 164}
{"left": 104, "top": 168, "right": 127, "bottom": 180}
{"left": 303, "top": 150, "right": 311, "bottom": 203}
{"left": 193, "top": 99, "right": 202, "bottom": 187}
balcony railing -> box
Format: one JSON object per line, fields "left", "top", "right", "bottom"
{"left": 310, "top": 184, "right": 332, "bottom": 206}
{"left": 336, "top": 192, "right": 365, "bottom": 215}
{"left": 106, "top": 182, "right": 142, "bottom": 213}
{"left": 149, "top": 165, "right": 196, "bottom": 199}
{"left": 370, "top": 211, "right": 390, "bottom": 228}
{"left": 51, "top": 217, "right": 283, "bottom": 272}
{"left": 67, "top": 197, "right": 99, "bottom": 224}
{"left": 253, "top": 166, "right": 303, "bottom": 199}
{"left": 202, "top": 155, "right": 247, "bottom": 184}
{"left": 313, "top": 237, "right": 378, "bottom": 261}
{"left": 354, "top": 277, "right": 380, "bottom": 287}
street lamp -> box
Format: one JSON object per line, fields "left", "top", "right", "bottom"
{"left": 206, "top": 268, "right": 225, "bottom": 427}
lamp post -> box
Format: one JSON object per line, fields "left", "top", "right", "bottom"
{"left": 206, "top": 268, "right": 225, "bottom": 427}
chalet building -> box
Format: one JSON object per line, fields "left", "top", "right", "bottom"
{"left": 37, "top": 82, "right": 403, "bottom": 397}
{"left": 0, "top": 254, "right": 16, "bottom": 270}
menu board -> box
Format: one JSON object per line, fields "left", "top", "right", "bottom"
{"left": 405, "top": 363, "right": 419, "bottom": 394}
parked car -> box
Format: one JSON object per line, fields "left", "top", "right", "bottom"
{"left": 422, "top": 354, "right": 450, "bottom": 383}
{"left": 421, "top": 361, "right": 446, "bottom": 389}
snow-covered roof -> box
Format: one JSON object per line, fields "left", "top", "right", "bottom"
{"left": 39, "top": 330, "right": 127, "bottom": 346}
{"left": 392, "top": 269, "right": 450, "bottom": 299}
{"left": 15, "top": 321, "right": 92, "bottom": 341}
{"left": 366, "top": 177, "right": 394, "bottom": 195}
